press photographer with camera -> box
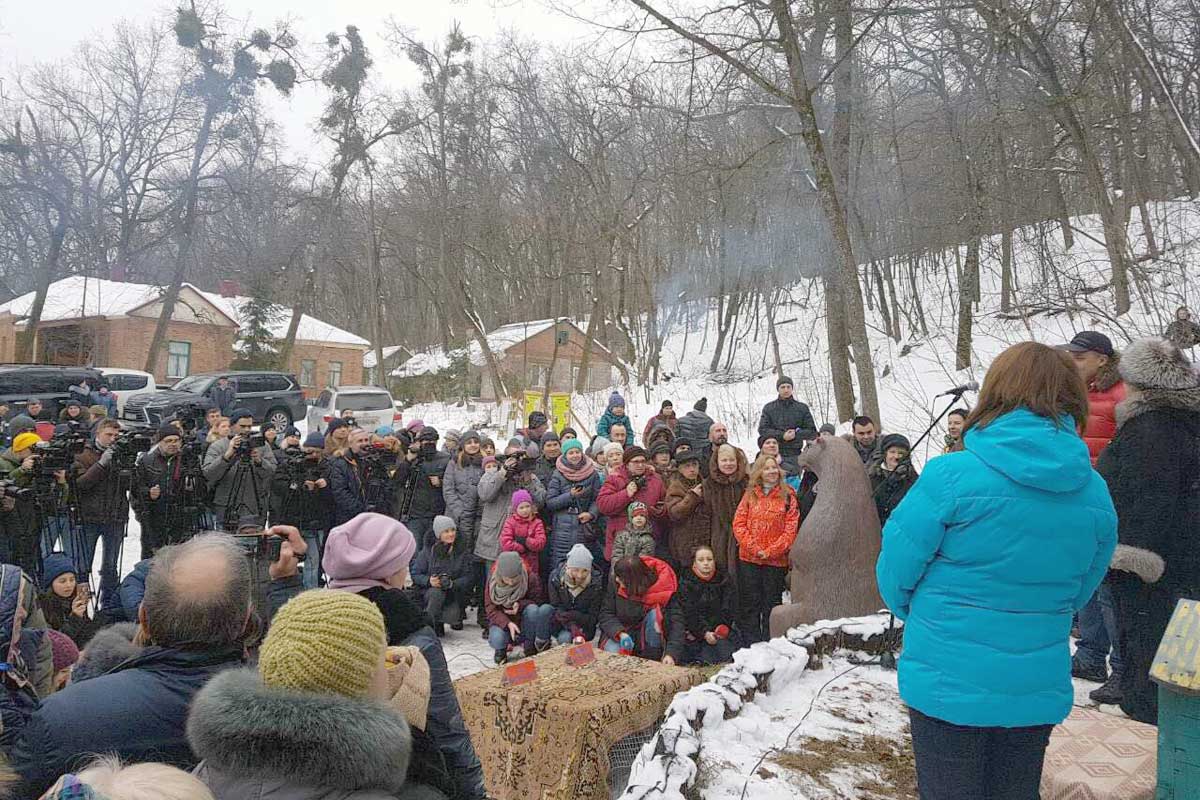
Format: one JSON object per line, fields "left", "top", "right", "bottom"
{"left": 271, "top": 431, "right": 332, "bottom": 588}
{"left": 0, "top": 430, "right": 45, "bottom": 573}
{"left": 71, "top": 418, "right": 135, "bottom": 610}
{"left": 394, "top": 426, "right": 451, "bottom": 550}
{"left": 202, "top": 408, "right": 276, "bottom": 529}
{"left": 135, "top": 423, "right": 205, "bottom": 558}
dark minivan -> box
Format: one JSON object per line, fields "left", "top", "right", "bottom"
{"left": 122, "top": 371, "right": 306, "bottom": 429}
{"left": 0, "top": 365, "right": 105, "bottom": 419}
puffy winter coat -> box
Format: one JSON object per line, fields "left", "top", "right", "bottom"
{"left": 675, "top": 409, "right": 714, "bottom": 449}
{"left": 1097, "top": 387, "right": 1200, "bottom": 595}
{"left": 547, "top": 564, "right": 603, "bottom": 641}
{"left": 611, "top": 527, "right": 656, "bottom": 562}
{"left": 328, "top": 453, "right": 369, "bottom": 527}
{"left": 732, "top": 483, "right": 799, "bottom": 568}
{"left": 442, "top": 456, "right": 484, "bottom": 547}
{"left": 411, "top": 542, "right": 472, "bottom": 595}
{"left": 597, "top": 556, "right": 685, "bottom": 661}
{"left": 876, "top": 408, "right": 1117, "bottom": 728}
{"left": 190, "top": 669, "right": 446, "bottom": 800}
{"left": 544, "top": 468, "right": 603, "bottom": 568}
{"left": 596, "top": 410, "right": 635, "bottom": 443}
{"left": 678, "top": 566, "right": 735, "bottom": 641}
{"left": 1083, "top": 359, "right": 1126, "bottom": 465}
{"left": 757, "top": 397, "right": 817, "bottom": 459}
{"left": 499, "top": 514, "right": 547, "bottom": 581}
{"left": 596, "top": 466, "right": 667, "bottom": 560}
{"left": 475, "top": 469, "right": 545, "bottom": 562}
{"left": 10, "top": 644, "right": 244, "bottom": 798}
{"left": 0, "top": 565, "right": 46, "bottom": 750}
{"left": 664, "top": 475, "right": 711, "bottom": 566}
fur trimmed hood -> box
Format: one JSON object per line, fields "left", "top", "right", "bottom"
{"left": 188, "top": 668, "right": 415, "bottom": 797}
{"left": 71, "top": 622, "right": 141, "bottom": 683}
{"left": 1116, "top": 337, "right": 1200, "bottom": 427}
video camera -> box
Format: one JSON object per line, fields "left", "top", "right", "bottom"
{"left": 361, "top": 442, "right": 398, "bottom": 471}
{"left": 234, "top": 431, "right": 266, "bottom": 458}
{"left": 32, "top": 427, "right": 88, "bottom": 474}
{"left": 282, "top": 446, "right": 323, "bottom": 488}
{"left": 112, "top": 429, "right": 154, "bottom": 473}
{"left": 171, "top": 400, "right": 211, "bottom": 434}
{"left": 0, "top": 479, "right": 31, "bottom": 500}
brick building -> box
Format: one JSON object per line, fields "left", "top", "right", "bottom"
{"left": 0, "top": 276, "right": 369, "bottom": 389}
{"left": 390, "top": 318, "right": 625, "bottom": 401}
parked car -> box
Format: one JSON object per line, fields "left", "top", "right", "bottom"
{"left": 98, "top": 368, "right": 157, "bottom": 416}
{"left": 123, "top": 370, "right": 306, "bottom": 429}
{"left": 306, "top": 386, "right": 401, "bottom": 435}
{"left": 0, "top": 364, "right": 104, "bottom": 419}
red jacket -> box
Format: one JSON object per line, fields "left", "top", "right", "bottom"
{"left": 1084, "top": 377, "right": 1126, "bottom": 466}
{"left": 499, "top": 514, "right": 547, "bottom": 580}
{"left": 596, "top": 466, "right": 667, "bottom": 560}
{"left": 732, "top": 483, "right": 800, "bottom": 568}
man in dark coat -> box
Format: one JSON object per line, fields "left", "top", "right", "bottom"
{"left": 328, "top": 427, "right": 371, "bottom": 527}
{"left": 394, "top": 426, "right": 451, "bottom": 549}
{"left": 10, "top": 534, "right": 249, "bottom": 798}
{"left": 675, "top": 398, "right": 713, "bottom": 451}
{"left": 71, "top": 418, "right": 130, "bottom": 611}
{"left": 209, "top": 376, "right": 237, "bottom": 416}
{"left": 757, "top": 376, "right": 817, "bottom": 469}
{"left": 1097, "top": 337, "right": 1200, "bottom": 724}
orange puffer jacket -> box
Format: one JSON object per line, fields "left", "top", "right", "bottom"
{"left": 732, "top": 483, "right": 800, "bottom": 568}
{"left": 1084, "top": 361, "right": 1126, "bottom": 465}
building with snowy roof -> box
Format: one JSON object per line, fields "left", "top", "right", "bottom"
{"left": 389, "top": 317, "right": 625, "bottom": 401}
{"left": 0, "top": 276, "right": 369, "bottom": 388}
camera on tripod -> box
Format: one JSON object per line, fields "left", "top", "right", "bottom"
{"left": 172, "top": 400, "right": 211, "bottom": 434}
{"left": 361, "top": 443, "right": 397, "bottom": 470}
{"left": 33, "top": 429, "right": 88, "bottom": 475}
{"left": 283, "top": 447, "right": 322, "bottom": 488}
{"left": 112, "top": 429, "right": 154, "bottom": 473}
{"left": 0, "top": 479, "right": 31, "bottom": 500}
{"left": 234, "top": 432, "right": 266, "bottom": 457}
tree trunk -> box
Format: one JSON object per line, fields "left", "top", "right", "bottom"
{"left": 15, "top": 213, "right": 67, "bottom": 363}
{"left": 823, "top": 272, "right": 856, "bottom": 422}
{"left": 956, "top": 241, "right": 979, "bottom": 370}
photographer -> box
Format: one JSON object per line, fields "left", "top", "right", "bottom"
{"left": 0, "top": 430, "right": 44, "bottom": 573}
{"left": 475, "top": 442, "right": 546, "bottom": 588}
{"left": 135, "top": 424, "right": 203, "bottom": 558}
{"left": 328, "top": 427, "right": 372, "bottom": 527}
{"left": 271, "top": 431, "right": 332, "bottom": 588}
{"left": 71, "top": 418, "right": 131, "bottom": 610}
{"left": 202, "top": 408, "right": 276, "bottom": 529}
{"left": 394, "top": 426, "right": 451, "bottom": 550}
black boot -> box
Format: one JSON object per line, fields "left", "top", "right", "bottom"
{"left": 1089, "top": 673, "right": 1124, "bottom": 706}
{"left": 1071, "top": 657, "right": 1107, "bottom": 684}
{"left": 523, "top": 640, "right": 538, "bottom": 658}
{"left": 494, "top": 649, "right": 508, "bottom": 665}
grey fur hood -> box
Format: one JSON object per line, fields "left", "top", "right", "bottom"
{"left": 188, "top": 668, "right": 439, "bottom": 800}
{"left": 1116, "top": 337, "right": 1200, "bottom": 427}
{"left": 71, "top": 622, "right": 141, "bottom": 683}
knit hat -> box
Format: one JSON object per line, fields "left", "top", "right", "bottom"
{"left": 156, "top": 422, "right": 181, "bottom": 441}
{"left": 777, "top": 376, "right": 794, "bottom": 389}
{"left": 818, "top": 423, "right": 837, "bottom": 436}
{"left": 622, "top": 445, "right": 648, "bottom": 464}
{"left": 461, "top": 429, "right": 481, "bottom": 444}
{"left": 607, "top": 392, "right": 626, "bottom": 410}
{"left": 561, "top": 426, "right": 578, "bottom": 440}
{"left": 46, "top": 629, "right": 80, "bottom": 672}
{"left": 496, "top": 551, "right": 524, "bottom": 579}
{"left": 528, "top": 411, "right": 548, "bottom": 428}
{"left": 323, "top": 513, "right": 417, "bottom": 593}
{"left": 445, "top": 428, "right": 461, "bottom": 440}
{"left": 757, "top": 433, "right": 779, "bottom": 449}
{"left": 879, "top": 433, "right": 911, "bottom": 454}
{"left": 259, "top": 590, "right": 386, "bottom": 700}
{"left": 660, "top": 400, "right": 673, "bottom": 411}
{"left": 285, "top": 425, "right": 301, "bottom": 438}
{"left": 64, "top": 398, "right": 82, "bottom": 409}
{"left": 304, "top": 432, "right": 325, "bottom": 449}
{"left": 228, "top": 407, "right": 253, "bottom": 424}
{"left": 590, "top": 436, "right": 611, "bottom": 457}
{"left": 8, "top": 414, "right": 35, "bottom": 436}
{"left": 374, "top": 426, "right": 394, "bottom": 437}
{"left": 406, "top": 419, "right": 425, "bottom": 432}
{"left": 511, "top": 489, "right": 533, "bottom": 511}
{"left": 603, "top": 441, "right": 624, "bottom": 459}
{"left": 260, "top": 421, "right": 276, "bottom": 433}
{"left": 482, "top": 455, "right": 498, "bottom": 469}
{"left": 566, "top": 543, "right": 593, "bottom": 570}
{"left": 694, "top": 397, "right": 708, "bottom": 413}
{"left": 627, "top": 501, "right": 649, "bottom": 523}
{"left": 416, "top": 426, "right": 439, "bottom": 444}
{"left": 325, "top": 417, "right": 349, "bottom": 436}
{"left": 540, "top": 429, "right": 560, "bottom": 445}
{"left": 41, "top": 553, "right": 76, "bottom": 592}
{"left": 561, "top": 438, "right": 584, "bottom": 455}
{"left": 432, "top": 515, "right": 456, "bottom": 537}
{"left": 479, "top": 435, "right": 494, "bottom": 449}
{"left": 12, "top": 431, "right": 41, "bottom": 453}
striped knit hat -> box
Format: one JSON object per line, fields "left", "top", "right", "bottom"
{"left": 259, "top": 590, "right": 386, "bottom": 699}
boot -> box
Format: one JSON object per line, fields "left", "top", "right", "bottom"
{"left": 1089, "top": 673, "right": 1124, "bottom": 706}
{"left": 536, "top": 638, "right": 552, "bottom": 653}
{"left": 493, "top": 649, "right": 508, "bottom": 665}
{"left": 523, "top": 640, "right": 538, "bottom": 658}
{"left": 1071, "top": 657, "right": 1107, "bottom": 684}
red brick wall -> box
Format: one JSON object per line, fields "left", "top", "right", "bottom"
{"left": 288, "top": 342, "right": 367, "bottom": 391}
{"left": 96, "top": 317, "right": 237, "bottom": 382}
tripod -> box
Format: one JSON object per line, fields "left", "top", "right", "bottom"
{"left": 222, "top": 452, "right": 265, "bottom": 531}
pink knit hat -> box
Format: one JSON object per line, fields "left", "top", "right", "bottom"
{"left": 46, "top": 629, "right": 80, "bottom": 672}
{"left": 323, "top": 512, "right": 417, "bottom": 594}
{"left": 511, "top": 489, "right": 534, "bottom": 512}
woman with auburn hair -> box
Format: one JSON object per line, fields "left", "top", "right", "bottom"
{"left": 877, "top": 341, "right": 1117, "bottom": 800}
{"left": 732, "top": 455, "right": 799, "bottom": 644}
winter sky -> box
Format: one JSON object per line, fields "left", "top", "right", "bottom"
{"left": 0, "top": 0, "right": 653, "bottom": 162}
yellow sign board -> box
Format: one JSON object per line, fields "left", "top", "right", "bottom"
{"left": 523, "top": 391, "right": 572, "bottom": 435}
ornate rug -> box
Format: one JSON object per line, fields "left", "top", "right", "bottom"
{"left": 1040, "top": 707, "right": 1157, "bottom": 800}
{"left": 455, "top": 649, "right": 703, "bottom": 800}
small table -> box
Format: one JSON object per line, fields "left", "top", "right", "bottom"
{"left": 455, "top": 649, "right": 703, "bottom": 800}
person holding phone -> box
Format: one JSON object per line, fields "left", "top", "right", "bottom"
{"left": 38, "top": 552, "right": 101, "bottom": 648}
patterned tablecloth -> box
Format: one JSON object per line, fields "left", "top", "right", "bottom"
{"left": 1039, "top": 707, "right": 1157, "bottom": 800}
{"left": 454, "top": 649, "right": 703, "bottom": 800}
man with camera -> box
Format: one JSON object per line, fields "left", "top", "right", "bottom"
{"left": 0, "top": 430, "right": 45, "bottom": 573}
{"left": 202, "top": 408, "right": 276, "bottom": 529}
{"left": 272, "top": 431, "right": 331, "bottom": 587}
{"left": 135, "top": 423, "right": 205, "bottom": 558}
{"left": 71, "top": 418, "right": 131, "bottom": 610}
{"left": 394, "top": 426, "right": 451, "bottom": 550}
{"left": 328, "top": 426, "right": 373, "bottom": 528}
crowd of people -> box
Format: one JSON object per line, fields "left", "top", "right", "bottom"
{"left": 0, "top": 324, "right": 1195, "bottom": 800}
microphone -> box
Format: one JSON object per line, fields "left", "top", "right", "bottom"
{"left": 936, "top": 380, "right": 979, "bottom": 398}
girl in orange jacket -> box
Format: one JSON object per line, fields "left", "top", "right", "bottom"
{"left": 732, "top": 455, "right": 800, "bottom": 643}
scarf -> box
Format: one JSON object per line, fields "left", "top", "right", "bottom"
{"left": 556, "top": 453, "right": 596, "bottom": 483}
{"left": 563, "top": 567, "right": 592, "bottom": 598}
{"left": 457, "top": 451, "right": 483, "bottom": 469}
{"left": 488, "top": 565, "right": 528, "bottom": 608}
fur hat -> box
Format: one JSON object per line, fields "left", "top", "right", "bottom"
{"left": 260, "top": 590, "right": 386, "bottom": 700}
{"left": 1120, "top": 337, "right": 1199, "bottom": 390}
{"left": 675, "top": 449, "right": 701, "bottom": 466}
{"left": 622, "top": 445, "right": 649, "bottom": 465}
{"left": 432, "top": 515, "right": 456, "bottom": 537}
{"left": 416, "top": 426, "right": 439, "bottom": 443}
{"left": 566, "top": 543, "right": 593, "bottom": 570}
{"left": 511, "top": 489, "right": 534, "bottom": 511}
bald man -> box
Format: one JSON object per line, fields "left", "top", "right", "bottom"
{"left": 11, "top": 533, "right": 258, "bottom": 796}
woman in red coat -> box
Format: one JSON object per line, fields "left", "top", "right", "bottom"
{"left": 596, "top": 447, "right": 666, "bottom": 564}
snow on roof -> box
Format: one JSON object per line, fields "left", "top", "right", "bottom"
{"left": 0, "top": 276, "right": 368, "bottom": 349}
{"left": 363, "top": 345, "right": 409, "bottom": 369}
{"left": 391, "top": 318, "right": 572, "bottom": 378}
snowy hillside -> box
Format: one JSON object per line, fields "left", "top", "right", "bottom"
{"left": 408, "top": 198, "right": 1200, "bottom": 464}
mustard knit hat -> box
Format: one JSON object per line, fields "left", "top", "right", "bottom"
{"left": 259, "top": 589, "right": 386, "bottom": 699}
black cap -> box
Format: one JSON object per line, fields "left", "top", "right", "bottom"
{"left": 1059, "top": 331, "right": 1114, "bottom": 357}
{"left": 417, "top": 426, "right": 439, "bottom": 443}
{"left": 157, "top": 422, "right": 182, "bottom": 441}
{"left": 528, "top": 411, "right": 548, "bottom": 428}
{"left": 757, "top": 433, "right": 779, "bottom": 449}
{"left": 661, "top": 400, "right": 673, "bottom": 410}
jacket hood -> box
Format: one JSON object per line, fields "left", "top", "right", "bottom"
{"left": 188, "top": 668, "right": 413, "bottom": 795}
{"left": 1119, "top": 337, "right": 1199, "bottom": 391}
{"left": 618, "top": 556, "right": 678, "bottom": 607}
{"left": 964, "top": 408, "right": 1092, "bottom": 493}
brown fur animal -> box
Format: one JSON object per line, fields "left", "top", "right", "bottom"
{"left": 769, "top": 434, "right": 884, "bottom": 637}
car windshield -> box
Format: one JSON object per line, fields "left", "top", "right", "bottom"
{"left": 337, "top": 392, "right": 392, "bottom": 412}
{"left": 170, "top": 376, "right": 210, "bottom": 393}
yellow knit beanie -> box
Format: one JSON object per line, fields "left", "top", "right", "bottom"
{"left": 259, "top": 589, "right": 386, "bottom": 699}
{"left": 12, "top": 432, "right": 41, "bottom": 453}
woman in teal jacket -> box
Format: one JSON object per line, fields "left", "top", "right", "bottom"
{"left": 877, "top": 342, "right": 1117, "bottom": 800}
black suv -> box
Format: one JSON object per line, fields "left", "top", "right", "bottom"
{"left": 0, "top": 364, "right": 105, "bottom": 418}
{"left": 123, "top": 371, "right": 306, "bottom": 429}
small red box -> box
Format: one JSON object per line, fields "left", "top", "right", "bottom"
{"left": 566, "top": 642, "right": 596, "bottom": 667}
{"left": 501, "top": 660, "right": 539, "bottom": 686}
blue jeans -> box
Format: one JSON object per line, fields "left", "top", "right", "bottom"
{"left": 301, "top": 529, "right": 325, "bottom": 589}
{"left": 1075, "top": 583, "right": 1123, "bottom": 675}
{"left": 488, "top": 604, "right": 554, "bottom": 650}
{"left": 67, "top": 522, "right": 124, "bottom": 611}
{"left": 601, "top": 608, "right": 664, "bottom": 658}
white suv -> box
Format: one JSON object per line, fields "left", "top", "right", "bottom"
{"left": 98, "top": 368, "right": 158, "bottom": 416}
{"left": 306, "top": 386, "right": 401, "bottom": 434}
